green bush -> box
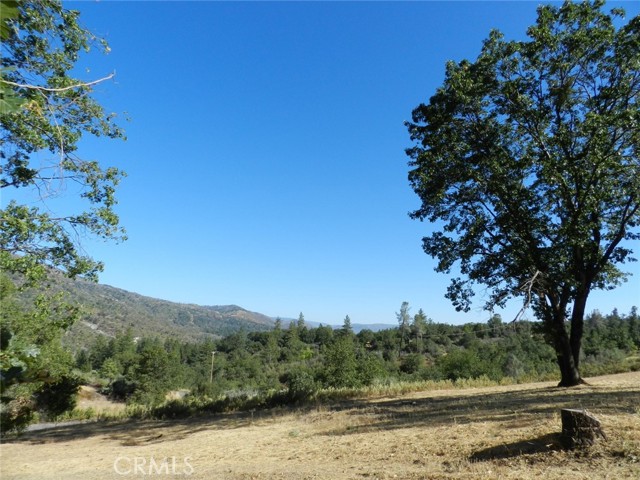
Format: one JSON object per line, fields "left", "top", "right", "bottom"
{"left": 321, "top": 337, "right": 360, "bottom": 389}
{"left": 283, "top": 370, "right": 318, "bottom": 403}
{"left": 399, "top": 353, "right": 425, "bottom": 375}
{"left": 108, "top": 377, "right": 137, "bottom": 401}
{"left": 581, "top": 348, "right": 630, "bottom": 376}
{"left": 0, "top": 394, "right": 35, "bottom": 434}
{"left": 436, "top": 348, "right": 482, "bottom": 381}
{"left": 357, "top": 352, "right": 387, "bottom": 385}
{"left": 34, "top": 375, "right": 80, "bottom": 419}
{"left": 152, "top": 399, "right": 194, "bottom": 419}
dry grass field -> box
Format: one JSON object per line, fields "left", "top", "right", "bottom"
{"left": 1, "top": 372, "right": 639, "bottom": 480}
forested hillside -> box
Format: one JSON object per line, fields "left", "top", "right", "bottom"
{"left": 12, "top": 270, "right": 274, "bottom": 347}
{"left": 78, "top": 307, "right": 640, "bottom": 408}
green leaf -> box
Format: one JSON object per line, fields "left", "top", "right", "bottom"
{"left": 0, "top": 83, "right": 24, "bottom": 113}
{"left": 0, "top": 0, "right": 19, "bottom": 41}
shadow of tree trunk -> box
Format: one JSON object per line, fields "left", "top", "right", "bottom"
{"left": 469, "top": 433, "right": 565, "bottom": 461}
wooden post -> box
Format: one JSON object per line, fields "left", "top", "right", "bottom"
{"left": 560, "top": 408, "right": 606, "bottom": 449}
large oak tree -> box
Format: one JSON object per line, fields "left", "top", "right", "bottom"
{"left": 406, "top": 0, "right": 639, "bottom": 386}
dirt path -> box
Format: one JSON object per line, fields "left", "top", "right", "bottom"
{"left": 2, "top": 372, "right": 639, "bottom": 479}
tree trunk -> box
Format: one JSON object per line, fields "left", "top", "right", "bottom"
{"left": 556, "top": 341, "right": 582, "bottom": 386}
{"left": 569, "top": 289, "right": 589, "bottom": 371}
{"left": 552, "top": 313, "right": 583, "bottom": 387}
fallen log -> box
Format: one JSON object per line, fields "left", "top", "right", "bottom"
{"left": 560, "top": 408, "right": 606, "bottom": 449}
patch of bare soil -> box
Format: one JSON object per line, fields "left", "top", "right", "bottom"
{"left": 1, "top": 372, "right": 639, "bottom": 479}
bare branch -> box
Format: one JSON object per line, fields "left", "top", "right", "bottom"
{"left": 1, "top": 72, "right": 115, "bottom": 93}
{"left": 511, "top": 270, "right": 542, "bottom": 323}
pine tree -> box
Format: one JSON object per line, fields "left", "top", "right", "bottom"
{"left": 396, "top": 302, "right": 411, "bottom": 354}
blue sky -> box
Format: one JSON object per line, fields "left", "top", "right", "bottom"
{"left": 25, "top": 1, "right": 640, "bottom": 325}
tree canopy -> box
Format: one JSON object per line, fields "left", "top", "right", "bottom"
{"left": 1, "top": 0, "right": 126, "bottom": 282}
{"left": 405, "top": 0, "right": 639, "bottom": 386}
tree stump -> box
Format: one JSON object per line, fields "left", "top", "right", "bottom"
{"left": 560, "top": 409, "right": 606, "bottom": 449}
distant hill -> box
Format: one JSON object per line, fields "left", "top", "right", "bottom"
{"left": 13, "top": 271, "right": 274, "bottom": 348}
{"left": 283, "top": 319, "right": 395, "bottom": 333}
{"left": 11, "top": 270, "right": 396, "bottom": 350}
{"left": 351, "top": 323, "right": 395, "bottom": 333}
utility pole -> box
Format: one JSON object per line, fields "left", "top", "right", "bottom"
{"left": 209, "top": 351, "right": 216, "bottom": 384}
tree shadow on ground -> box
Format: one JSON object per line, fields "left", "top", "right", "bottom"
{"left": 5, "top": 374, "right": 638, "bottom": 447}
{"left": 3, "top": 407, "right": 285, "bottom": 446}
{"left": 469, "top": 432, "right": 565, "bottom": 461}
{"left": 318, "top": 379, "right": 640, "bottom": 437}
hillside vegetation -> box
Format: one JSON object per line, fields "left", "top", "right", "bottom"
{"left": 67, "top": 307, "right": 640, "bottom": 414}
{"left": 13, "top": 270, "right": 274, "bottom": 347}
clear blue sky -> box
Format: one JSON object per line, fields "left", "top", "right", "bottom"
{"left": 34, "top": 1, "right": 640, "bottom": 325}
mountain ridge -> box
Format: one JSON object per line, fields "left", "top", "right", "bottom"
{"left": 13, "top": 270, "right": 397, "bottom": 347}
{"left": 12, "top": 271, "right": 275, "bottom": 348}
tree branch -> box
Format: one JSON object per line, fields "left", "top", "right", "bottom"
{"left": 1, "top": 72, "right": 115, "bottom": 93}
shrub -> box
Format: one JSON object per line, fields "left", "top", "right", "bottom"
{"left": 0, "top": 394, "right": 35, "bottom": 434}
{"left": 321, "top": 337, "right": 360, "bottom": 389}
{"left": 357, "top": 352, "right": 387, "bottom": 385}
{"left": 152, "top": 399, "right": 194, "bottom": 419}
{"left": 283, "top": 370, "right": 318, "bottom": 403}
{"left": 34, "top": 375, "right": 80, "bottom": 419}
{"left": 108, "top": 377, "right": 137, "bottom": 401}
{"left": 436, "top": 348, "right": 482, "bottom": 381}
{"left": 399, "top": 353, "right": 425, "bottom": 375}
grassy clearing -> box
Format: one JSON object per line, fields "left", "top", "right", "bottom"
{"left": 2, "top": 371, "right": 639, "bottom": 479}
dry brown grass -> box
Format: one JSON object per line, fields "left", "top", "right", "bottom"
{"left": 2, "top": 372, "right": 639, "bottom": 479}
{"left": 76, "top": 385, "right": 127, "bottom": 415}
